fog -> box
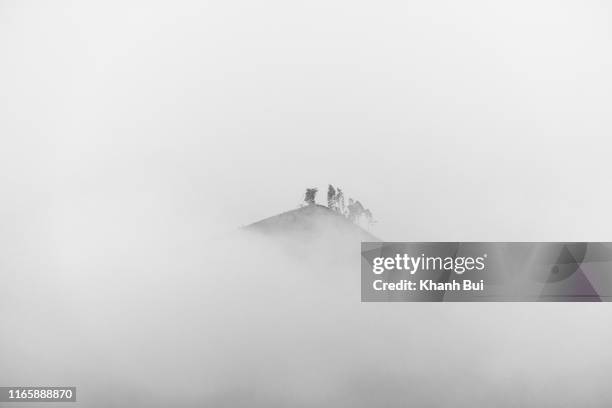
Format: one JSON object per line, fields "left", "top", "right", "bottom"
{"left": 2, "top": 216, "right": 612, "bottom": 407}
{"left": 2, "top": 0, "right": 612, "bottom": 406}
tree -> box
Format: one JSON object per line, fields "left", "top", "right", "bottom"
{"left": 347, "top": 199, "right": 365, "bottom": 223}
{"left": 301, "top": 185, "right": 375, "bottom": 227}
{"left": 304, "top": 188, "right": 318, "bottom": 205}
{"left": 336, "top": 188, "right": 346, "bottom": 215}
{"left": 327, "top": 184, "right": 336, "bottom": 210}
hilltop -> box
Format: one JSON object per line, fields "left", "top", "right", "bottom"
{"left": 243, "top": 204, "right": 379, "bottom": 242}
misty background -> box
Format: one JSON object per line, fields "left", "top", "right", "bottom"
{"left": 1, "top": 0, "right": 612, "bottom": 406}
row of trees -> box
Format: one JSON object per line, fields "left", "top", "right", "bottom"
{"left": 303, "top": 185, "right": 375, "bottom": 227}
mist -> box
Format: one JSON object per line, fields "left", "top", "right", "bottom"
{"left": 2, "top": 209, "right": 612, "bottom": 406}
{"left": 2, "top": 0, "right": 612, "bottom": 406}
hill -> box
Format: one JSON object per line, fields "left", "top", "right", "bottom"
{"left": 243, "top": 204, "right": 379, "bottom": 242}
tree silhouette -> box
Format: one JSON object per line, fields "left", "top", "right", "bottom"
{"left": 347, "top": 199, "right": 365, "bottom": 223}
{"left": 301, "top": 185, "right": 374, "bottom": 227}
{"left": 327, "top": 184, "right": 336, "bottom": 210}
{"left": 304, "top": 188, "right": 318, "bottom": 205}
{"left": 336, "top": 188, "right": 346, "bottom": 215}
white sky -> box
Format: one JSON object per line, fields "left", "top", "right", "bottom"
{"left": 1, "top": 0, "right": 612, "bottom": 240}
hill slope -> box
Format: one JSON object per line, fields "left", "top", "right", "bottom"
{"left": 243, "top": 204, "right": 379, "bottom": 242}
